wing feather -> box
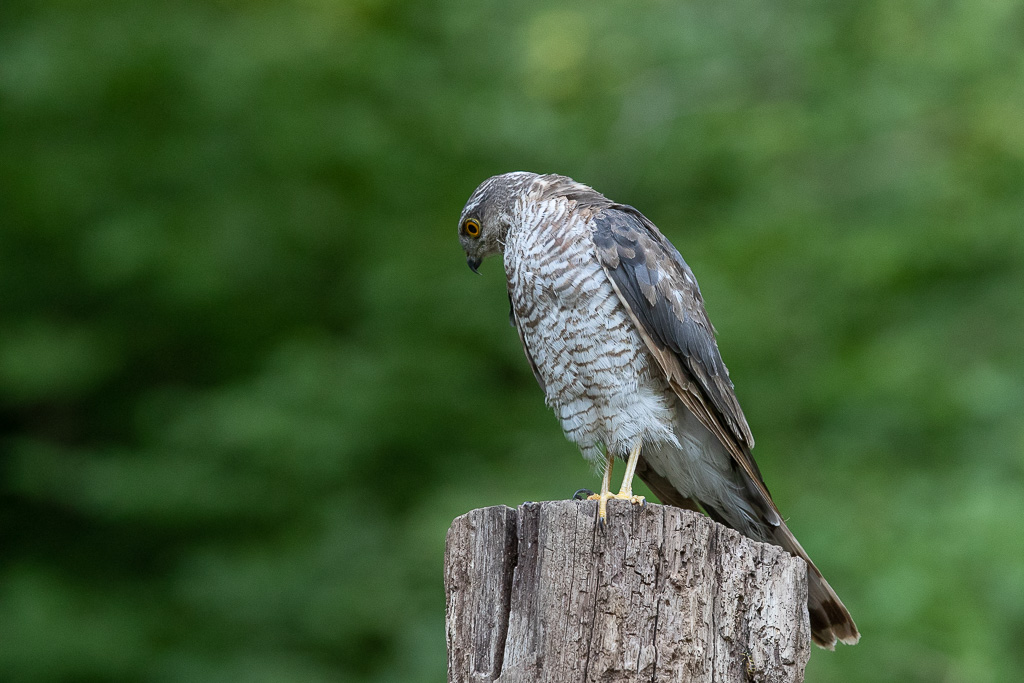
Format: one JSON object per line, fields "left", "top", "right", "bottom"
{"left": 590, "top": 203, "right": 859, "bottom": 647}
{"left": 591, "top": 205, "right": 777, "bottom": 510}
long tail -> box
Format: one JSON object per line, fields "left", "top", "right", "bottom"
{"left": 762, "top": 517, "right": 860, "bottom": 649}
{"left": 636, "top": 458, "right": 860, "bottom": 649}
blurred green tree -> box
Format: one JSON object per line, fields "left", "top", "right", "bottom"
{"left": 1, "top": 1, "right": 1022, "bottom": 681}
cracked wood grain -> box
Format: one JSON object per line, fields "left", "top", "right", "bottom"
{"left": 445, "top": 501, "right": 810, "bottom": 683}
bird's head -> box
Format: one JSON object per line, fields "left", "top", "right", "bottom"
{"left": 458, "top": 172, "right": 538, "bottom": 273}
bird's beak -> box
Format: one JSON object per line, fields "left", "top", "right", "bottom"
{"left": 467, "top": 256, "right": 482, "bottom": 274}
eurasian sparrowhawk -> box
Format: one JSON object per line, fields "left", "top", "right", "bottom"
{"left": 457, "top": 171, "right": 859, "bottom": 649}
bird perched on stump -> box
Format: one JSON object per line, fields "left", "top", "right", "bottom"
{"left": 457, "top": 171, "right": 860, "bottom": 650}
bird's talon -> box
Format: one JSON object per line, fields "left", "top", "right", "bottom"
{"left": 574, "top": 489, "right": 595, "bottom": 500}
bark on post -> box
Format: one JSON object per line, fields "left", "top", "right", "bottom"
{"left": 445, "top": 500, "right": 811, "bottom": 683}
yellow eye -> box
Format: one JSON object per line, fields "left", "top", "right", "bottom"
{"left": 463, "top": 218, "right": 481, "bottom": 238}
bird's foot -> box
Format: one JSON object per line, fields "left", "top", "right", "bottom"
{"left": 586, "top": 490, "right": 645, "bottom": 525}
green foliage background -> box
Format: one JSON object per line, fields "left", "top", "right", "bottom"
{"left": 2, "top": 1, "right": 1023, "bottom": 681}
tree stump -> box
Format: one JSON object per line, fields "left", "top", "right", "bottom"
{"left": 445, "top": 500, "right": 810, "bottom": 683}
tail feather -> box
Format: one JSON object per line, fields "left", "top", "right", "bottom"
{"left": 767, "top": 519, "right": 860, "bottom": 649}
{"left": 637, "top": 457, "right": 859, "bottom": 649}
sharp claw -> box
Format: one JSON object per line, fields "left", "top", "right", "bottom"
{"left": 573, "top": 488, "right": 594, "bottom": 501}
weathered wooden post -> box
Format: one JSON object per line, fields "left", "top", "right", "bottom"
{"left": 445, "top": 500, "right": 810, "bottom": 683}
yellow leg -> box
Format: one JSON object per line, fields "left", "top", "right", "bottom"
{"left": 587, "top": 444, "right": 645, "bottom": 525}
{"left": 617, "top": 442, "right": 645, "bottom": 504}
{"left": 587, "top": 452, "right": 616, "bottom": 524}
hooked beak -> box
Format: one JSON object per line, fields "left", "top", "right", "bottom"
{"left": 466, "top": 256, "right": 482, "bottom": 274}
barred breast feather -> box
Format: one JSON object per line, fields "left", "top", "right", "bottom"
{"left": 503, "top": 193, "right": 678, "bottom": 467}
